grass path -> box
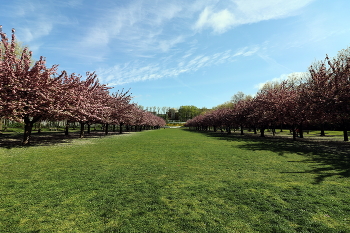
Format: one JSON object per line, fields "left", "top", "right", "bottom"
{"left": 0, "top": 128, "right": 349, "bottom": 232}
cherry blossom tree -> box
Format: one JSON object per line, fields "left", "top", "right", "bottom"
{"left": 325, "top": 51, "right": 350, "bottom": 141}
{"left": 308, "top": 50, "right": 350, "bottom": 141}
{"left": 233, "top": 99, "right": 252, "bottom": 135}
{"left": 60, "top": 71, "right": 112, "bottom": 138}
{"left": 108, "top": 89, "right": 134, "bottom": 134}
{"left": 110, "top": 89, "right": 136, "bottom": 134}
{"left": 0, "top": 29, "right": 65, "bottom": 144}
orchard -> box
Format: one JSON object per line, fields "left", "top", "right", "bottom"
{"left": 185, "top": 50, "right": 350, "bottom": 141}
{"left": 2, "top": 27, "right": 350, "bottom": 144}
{"left": 0, "top": 29, "right": 166, "bottom": 145}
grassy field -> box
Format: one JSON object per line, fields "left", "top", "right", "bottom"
{"left": 0, "top": 128, "right": 349, "bottom": 232}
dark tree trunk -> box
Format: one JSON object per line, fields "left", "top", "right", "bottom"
{"left": 23, "top": 120, "right": 34, "bottom": 145}
{"left": 343, "top": 129, "right": 348, "bottom": 142}
{"left": 22, "top": 115, "right": 41, "bottom": 145}
{"left": 105, "top": 123, "right": 109, "bottom": 135}
{"left": 240, "top": 124, "right": 244, "bottom": 135}
{"left": 119, "top": 123, "right": 124, "bottom": 134}
{"left": 260, "top": 127, "right": 265, "bottom": 137}
{"left": 320, "top": 123, "right": 325, "bottom": 136}
{"left": 299, "top": 123, "right": 304, "bottom": 139}
{"left": 113, "top": 124, "right": 116, "bottom": 132}
{"left": 65, "top": 123, "right": 69, "bottom": 136}
{"left": 343, "top": 122, "right": 349, "bottom": 141}
{"left": 292, "top": 126, "right": 297, "bottom": 141}
{"left": 87, "top": 124, "right": 91, "bottom": 134}
{"left": 79, "top": 121, "right": 85, "bottom": 138}
{"left": 253, "top": 126, "right": 257, "bottom": 134}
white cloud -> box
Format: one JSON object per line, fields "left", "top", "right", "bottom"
{"left": 194, "top": 7, "right": 236, "bottom": 33}
{"left": 194, "top": 0, "right": 315, "bottom": 34}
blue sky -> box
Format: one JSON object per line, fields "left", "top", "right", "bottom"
{"left": 1, "top": 0, "right": 350, "bottom": 109}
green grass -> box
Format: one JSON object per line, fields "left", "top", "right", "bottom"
{"left": 1, "top": 129, "right": 350, "bottom": 232}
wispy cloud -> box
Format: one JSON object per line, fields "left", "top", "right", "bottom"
{"left": 4, "top": 0, "right": 73, "bottom": 48}
{"left": 98, "top": 45, "right": 260, "bottom": 86}
{"left": 10, "top": 0, "right": 314, "bottom": 63}
{"left": 78, "top": 1, "right": 187, "bottom": 53}
{"left": 194, "top": 0, "right": 315, "bottom": 34}
{"left": 159, "top": 36, "right": 185, "bottom": 52}
{"left": 4, "top": 0, "right": 316, "bottom": 82}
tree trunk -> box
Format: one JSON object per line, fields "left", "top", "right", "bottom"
{"left": 105, "top": 123, "right": 109, "bottom": 135}
{"left": 113, "top": 124, "right": 116, "bottom": 132}
{"left": 253, "top": 126, "right": 257, "bottom": 134}
{"left": 292, "top": 126, "right": 297, "bottom": 141}
{"left": 79, "top": 121, "right": 85, "bottom": 138}
{"left": 119, "top": 123, "right": 124, "bottom": 134}
{"left": 22, "top": 115, "right": 41, "bottom": 145}
{"left": 240, "top": 124, "right": 244, "bottom": 135}
{"left": 65, "top": 123, "right": 69, "bottom": 136}
{"left": 320, "top": 123, "right": 325, "bottom": 136}
{"left": 343, "top": 129, "right": 348, "bottom": 142}
{"left": 87, "top": 124, "right": 91, "bottom": 134}
{"left": 343, "top": 122, "right": 349, "bottom": 142}
{"left": 260, "top": 127, "right": 265, "bottom": 137}
{"left": 299, "top": 123, "right": 304, "bottom": 139}
{"left": 23, "top": 121, "right": 34, "bottom": 145}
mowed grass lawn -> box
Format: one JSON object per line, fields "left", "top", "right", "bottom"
{"left": 0, "top": 128, "right": 350, "bottom": 232}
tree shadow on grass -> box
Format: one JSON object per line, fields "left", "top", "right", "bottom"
{"left": 0, "top": 131, "right": 127, "bottom": 149}
{"left": 183, "top": 129, "right": 350, "bottom": 184}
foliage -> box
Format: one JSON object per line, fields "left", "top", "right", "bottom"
{"left": 212, "top": 100, "right": 234, "bottom": 110}
{"left": 186, "top": 48, "right": 350, "bottom": 141}
{"left": 0, "top": 28, "right": 165, "bottom": 144}
{"left": 178, "top": 105, "right": 202, "bottom": 121}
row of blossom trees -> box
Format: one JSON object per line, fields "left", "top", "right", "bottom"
{"left": 185, "top": 48, "right": 350, "bottom": 141}
{"left": 0, "top": 29, "right": 165, "bottom": 144}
